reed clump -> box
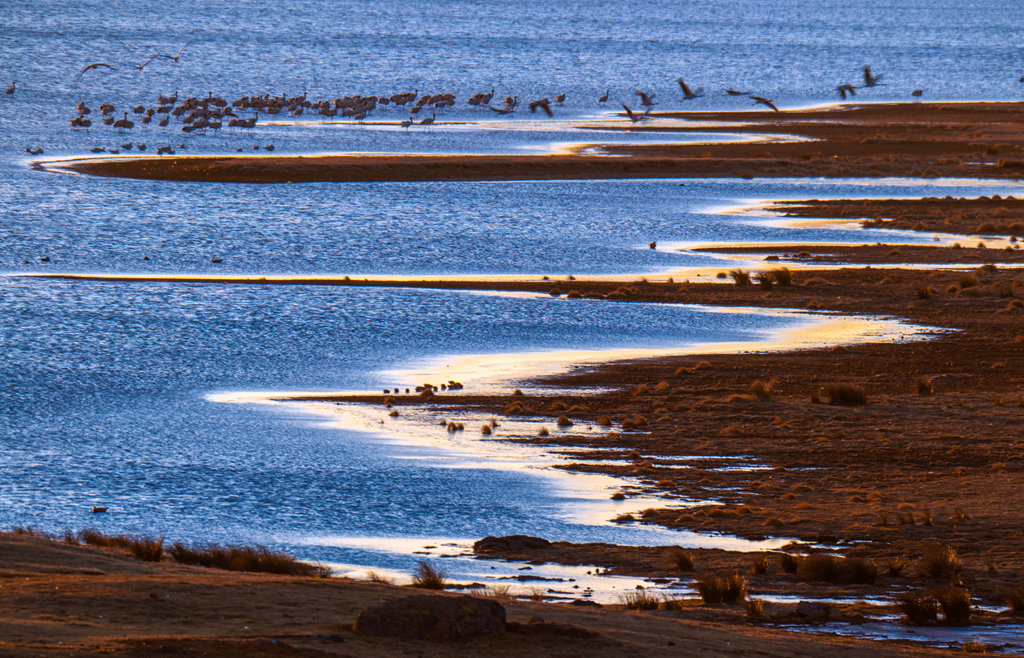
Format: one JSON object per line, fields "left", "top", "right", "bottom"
{"left": 695, "top": 572, "right": 747, "bottom": 605}
{"left": 77, "top": 529, "right": 164, "bottom": 562}
{"left": 920, "top": 544, "right": 962, "bottom": 582}
{"left": 798, "top": 553, "right": 877, "bottom": 585}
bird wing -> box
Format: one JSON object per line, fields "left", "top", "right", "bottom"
{"left": 621, "top": 103, "right": 636, "bottom": 121}
{"left": 762, "top": 99, "right": 779, "bottom": 112}
{"left": 678, "top": 79, "right": 694, "bottom": 96}
{"left": 174, "top": 40, "right": 192, "bottom": 58}
{"left": 488, "top": 105, "right": 511, "bottom": 114}
{"left": 137, "top": 56, "right": 156, "bottom": 71}
{"left": 76, "top": 62, "right": 115, "bottom": 79}
{"left": 540, "top": 101, "right": 552, "bottom": 117}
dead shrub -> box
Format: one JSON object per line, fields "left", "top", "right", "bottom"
{"left": 822, "top": 383, "right": 867, "bottom": 406}
{"left": 959, "top": 275, "right": 978, "bottom": 288}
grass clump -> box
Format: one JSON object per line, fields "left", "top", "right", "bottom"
{"left": 778, "top": 552, "right": 802, "bottom": 574}
{"left": 621, "top": 589, "right": 661, "bottom": 610}
{"left": 920, "top": 544, "right": 962, "bottom": 582}
{"left": 411, "top": 560, "right": 447, "bottom": 589}
{"left": 77, "top": 529, "right": 164, "bottom": 563}
{"left": 937, "top": 587, "right": 972, "bottom": 625}
{"left": 916, "top": 378, "right": 934, "bottom": 395}
{"left": 729, "top": 269, "right": 751, "bottom": 286}
{"left": 169, "top": 542, "right": 329, "bottom": 576}
{"left": 897, "top": 592, "right": 939, "bottom": 625}
{"left": 750, "top": 380, "right": 772, "bottom": 401}
{"left": 773, "top": 268, "right": 793, "bottom": 286}
{"left": 695, "top": 572, "right": 747, "bottom": 605}
{"left": 798, "top": 554, "right": 877, "bottom": 585}
{"left": 749, "top": 554, "right": 770, "bottom": 575}
{"left": 822, "top": 383, "right": 867, "bottom": 406}
{"left": 666, "top": 546, "right": 695, "bottom": 571}
{"left": 1002, "top": 586, "right": 1024, "bottom": 614}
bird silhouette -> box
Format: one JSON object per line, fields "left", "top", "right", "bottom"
{"left": 836, "top": 84, "right": 857, "bottom": 99}
{"left": 529, "top": 98, "right": 552, "bottom": 116}
{"left": 554, "top": 93, "right": 566, "bottom": 104}
{"left": 677, "top": 78, "right": 702, "bottom": 100}
{"left": 4, "top": 81, "right": 14, "bottom": 95}
{"left": 598, "top": 89, "right": 609, "bottom": 103}
{"left": 751, "top": 96, "right": 779, "bottom": 112}
{"left": 911, "top": 89, "right": 923, "bottom": 99}
{"left": 635, "top": 90, "right": 657, "bottom": 107}
{"left": 75, "top": 63, "right": 115, "bottom": 80}
{"left": 154, "top": 40, "right": 192, "bottom": 63}
{"left": 136, "top": 56, "right": 158, "bottom": 71}
{"left": 621, "top": 103, "right": 646, "bottom": 123}
{"left": 725, "top": 89, "right": 750, "bottom": 96}
{"left": 419, "top": 112, "right": 435, "bottom": 126}
{"left": 863, "top": 65, "right": 884, "bottom": 87}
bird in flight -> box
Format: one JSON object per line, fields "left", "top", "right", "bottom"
{"left": 156, "top": 40, "right": 192, "bottom": 63}
{"left": 863, "top": 65, "right": 884, "bottom": 87}
{"left": 621, "top": 103, "right": 646, "bottom": 123}
{"left": 677, "top": 78, "right": 702, "bottom": 100}
{"left": 725, "top": 89, "right": 750, "bottom": 96}
{"left": 529, "top": 98, "right": 553, "bottom": 116}
{"left": 836, "top": 84, "right": 857, "bottom": 99}
{"left": 751, "top": 95, "right": 779, "bottom": 112}
{"left": 635, "top": 90, "right": 657, "bottom": 107}
{"left": 75, "top": 63, "right": 115, "bottom": 80}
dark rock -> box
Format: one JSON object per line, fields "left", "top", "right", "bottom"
{"left": 795, "top": 600, "right": 832, "bottom": 618}
{"left": 473, "top": 535, "right": 551, "bottom": 552}
{"left": 570, "top": 599, "right": 602, "bottom": 608}
{"left": 354, "top": 595, "right": 506, "bottom": 641}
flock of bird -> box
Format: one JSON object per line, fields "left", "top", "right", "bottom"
{"left": 14, "top": 61, "right": 1010, "bottom": 156}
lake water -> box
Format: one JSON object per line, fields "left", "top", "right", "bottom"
{"left": 2, "top": 0, "right": 1023, "bottom": 588}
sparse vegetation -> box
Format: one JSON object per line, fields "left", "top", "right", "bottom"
{"left": 916, "top": 378, "right": 934, "bottom": 395}
{"left": 937, "top": 587, "right": 972, "bottom": 625}
{"left": 696, "top": 572, "right": 746, "bottom": 605}
{"left": 778, "top": 552, "right": 801, "bottom": 574}
{"left": 750, "top": 380, "right": 772, "bottom": 401}
{"left": 897, "top": 592, "right": 939, "bottom": 625}
{"left": 797, "top": 553, "right": 877, "bottom": 585}
{"left": 77, "top": 529, "right": 164, "bottom": 563}
{"left": 749, "top": 554, "right": 770, "bottom": 575}
{"left": 729, "top": 269, "right": 751, "bottom": 285}
{"left": 411, "top": 560, "right": 447, "bottom": 589}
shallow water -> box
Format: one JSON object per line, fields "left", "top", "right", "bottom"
{"left": 3, "top": 0, "right": 1024, "bottom": 584}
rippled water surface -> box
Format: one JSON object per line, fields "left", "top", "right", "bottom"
{"left": 2, "top": 0, "right": 1023, "bottom": 582}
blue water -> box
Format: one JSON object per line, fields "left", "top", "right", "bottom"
{"left": 2, "top": 0, "right": 1023, "bottom": 578}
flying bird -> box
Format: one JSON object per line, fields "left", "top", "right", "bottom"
{"left": 863, "top": 65, "right": 884, "bottom": 87}
{"left": 529, "top": 98, "right": 553, "bottom": 116}
{"left": 155, "top": 40, "right": 192, "bottom": 63}
{"left": 75, "top": 63, "right": 115, "bottom": 80}
{"left": 4, "top": 81, "right": 14, "bottom": 95}
{"left": 751, "top": 95, "right": 779, "bottom": 112}
{"left": 635, "top": 90, "right": 657, "bottom": 107}
{"left": 598, "top": 89, "right": 609, "bottom": 103}
{"left": 621, "top": 103, "right": 646, "bottom": 123}
{"left": 725, "top": 89, "right": 750, "bottom": 96}
{"left": 677, "top": 78, "right": 702, "bottom": 100}
{"left": 837, "top": 84, "right": 857, "bottom": 99}
{"left": 911, "top": 89, "right": 923, "bottom": 99}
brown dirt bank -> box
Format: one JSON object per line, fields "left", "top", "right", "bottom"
{"left": 0, "top": 531, "right": 938, "bottom": 657}
{"left": 52, "top": 102, "right": 1024, "bottom": 183}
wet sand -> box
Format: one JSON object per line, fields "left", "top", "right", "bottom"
{"left": 46, "top": 102, "right": 1024, "bottom": 183}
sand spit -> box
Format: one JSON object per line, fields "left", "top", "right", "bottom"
{"left": 42, "top": 102, "right": 1024, "bottom": 183}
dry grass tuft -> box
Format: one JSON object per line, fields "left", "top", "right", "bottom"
{"left": 798, "top": 553, "right": 877, "bottom": 585}
{"left": 621, "top": 589, "right": 661, "bottom": 610}
{"left": 729, "top": 269, "right": 751, "bottom": 285}
{"left": 666, "top": 546, "right": 695, "bottom": 571}
{"left": 77, "top": 530, "right": 164, "bottom": 563}
{"left": 822, "top": 383, "right": 868, "bottom": 406}
{"left": 750, "top": 380, "right": 772, "bottom": 401}
{"left": 411, "top": 560, "right": 447, "bottom": 589}
{"left": 168, "top": 542, "right": 329, "bottom": 576}
{"left": 916, "top": 378, "right": 934, "bottom": 395}
{"left": 937, "top": 587, "right": 972, "bottom": 625}
{"left": 897, "top": 592, "right": 939, "bottom": 625}
{"left": 745, "top": 599, "right": 764, "bottom": 617}
{"left": 774, "top": 268, "right": 793, "bottom": 286}
{"left": 749, "top": 554, "right": 770, "bottom": 575}
{"left": 696, "top": 573, "right": 747, "bottom": 605}
{"left": 920, "top": 544, "right": 962, "bottom": 582}
{"left": 778, "top": 552, "right": 801, "bottom": 574}
{"left": 556, "top": 415, "right": 573, "bottom": 427}
{"left": 1002, "top": 586, "right": 1024, "bottom": 614}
